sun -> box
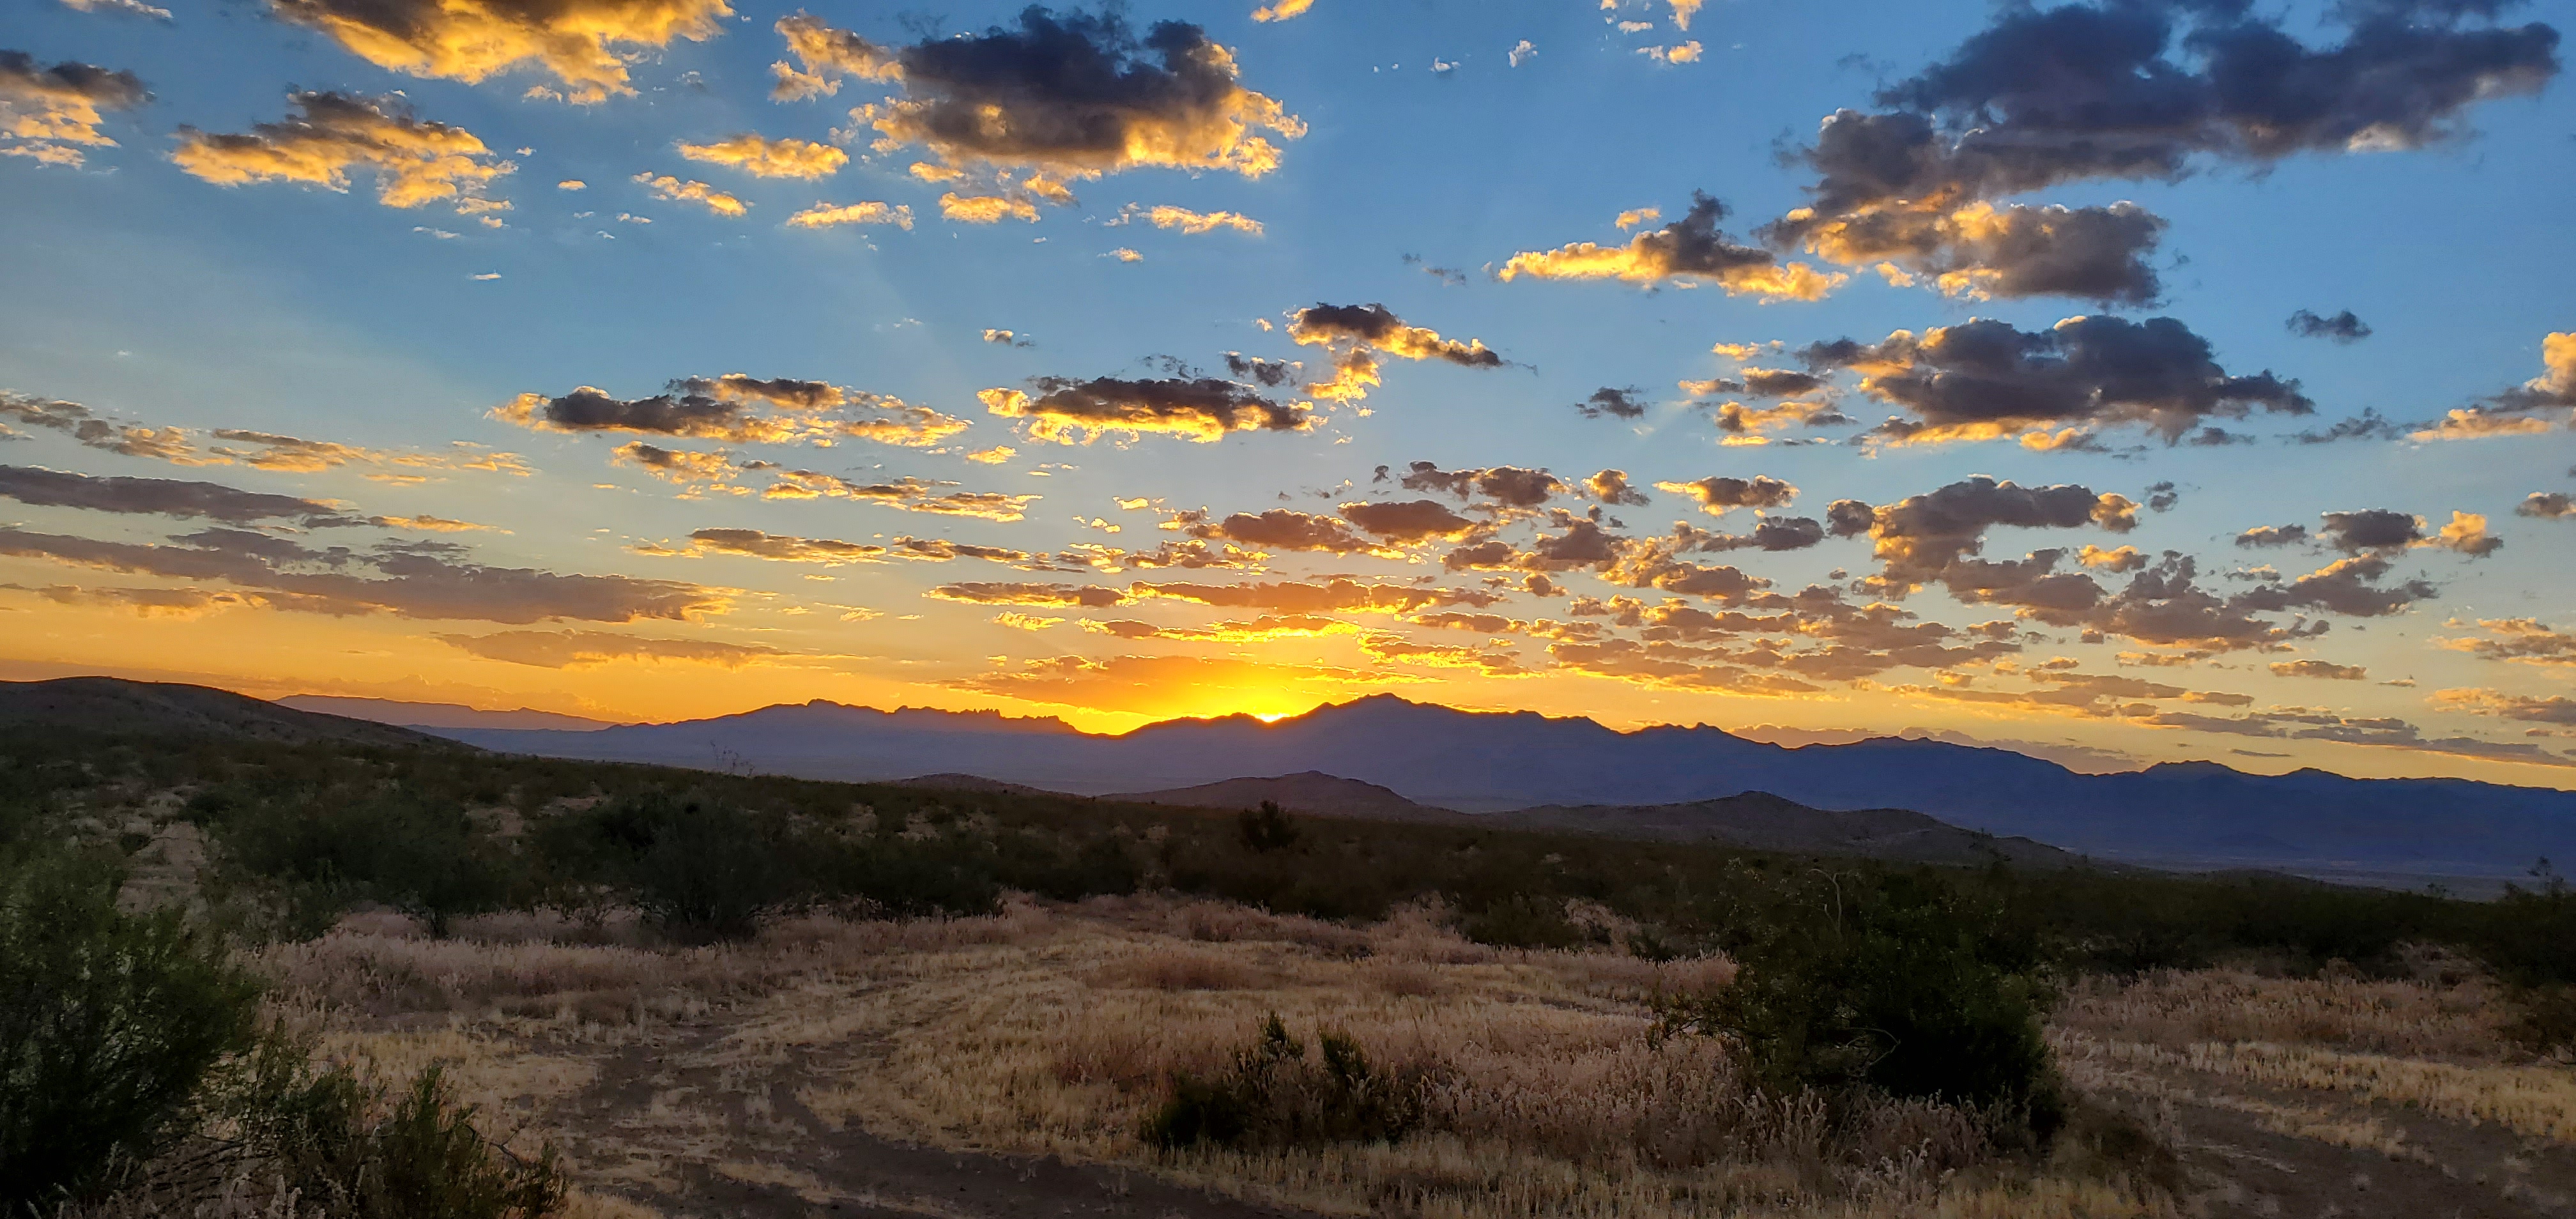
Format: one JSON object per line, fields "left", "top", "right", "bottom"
{"left": 1253, "top": 711, "right": 1289, "bottom": 723}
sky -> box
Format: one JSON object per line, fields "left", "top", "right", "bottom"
{"left": 3, "top": 0, "right": 2573, "bottom": 783}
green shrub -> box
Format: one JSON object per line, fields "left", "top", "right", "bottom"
{"left": 1662, "top": 874, "right": 2062, "bottom": 1137}
{"left": 820, "top": 835, "right": 1004, "bottom": 916}
{"left": 1460, "top": 894, "right": 1583, "bottom": 949}
{"left": 1143, "top": 1015, "right": 1424, "bottom": 1150}
{"left": 0, "top": 848, "right": 263, "bottom": 1206}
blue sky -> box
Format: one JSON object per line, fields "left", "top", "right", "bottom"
{"left": 3, "top": 0, "right": 2573, "bottom": 783}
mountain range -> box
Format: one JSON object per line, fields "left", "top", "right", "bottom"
{"left": 390, "top": 693, "right": 2576, "bottom": 884}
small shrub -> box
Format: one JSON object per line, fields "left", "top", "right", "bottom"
{"left": 0, "top": 848, "right": 263, "bottom": 1206}
{"left": 1236, "top": 801, "right": 1301, "bottom": 854}
{"left": 234, "top": 1050, "right": 564, "bottom": 1219}
{"left": 1143, "top": 1015, "right": 1424, "bottom": 1150}
{"left": 1460, "top": 894, "right": 1581, "bottom": 949}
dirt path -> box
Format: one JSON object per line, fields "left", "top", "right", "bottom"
{"left": 529, "top": 1016, "right": 1313, "bottom": 1219}
{"left": 2087, "top": 1064, "right": 2576, "bottom": 1218}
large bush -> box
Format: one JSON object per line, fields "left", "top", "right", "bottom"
{"left": 197, "top": 790, "right": 519, "bottom": 938}
{"left": 1664, "top": 873, "right": 2062, "bottom": 1136}
{"left": 0, "top": 848, "right": 263, "bottom": 1205}
{"left": 539, "top": 792, "right": 799, "bottom": 940}
{"left": 1144, "top": 1015, "right": 1425, "bottom": 1150}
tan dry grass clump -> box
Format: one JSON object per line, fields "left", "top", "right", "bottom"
{"left": 2056, "top": 967, "right": 2513, "bottom": 1062}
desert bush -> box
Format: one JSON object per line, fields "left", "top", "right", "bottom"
{"left": 228, "top": 1052, "right": 564, "bottom": 1219}
{"left": 1664, "top": 873, "right": 2062, "bottom": 1138}
{"left": 1236, "top": 801, "right": 1300, "bottom": 854}
{"left": 197, "top": 792, "right": 519, "bottom": 939}
{"left": 538, "top": 792, "right": 797, "bottom": 940}
{"left": 1458, "top": 894, "right": 1582, "bottom": 950}
{"left": 0, "top": 847, "right": 263, "bottom": 1206}
{"left": 1143, "top": 1015, "right": 1427, "bottom": 1150}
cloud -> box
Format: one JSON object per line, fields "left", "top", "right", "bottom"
{"left": 1585, "top": 470, "right": 1648, "bottom": 506}
{"left": 940, "top": 192, "right": 1039, "bottom": 224}
{"left": 1786, "top": 200, "right": 2169, "bottom": 305}
{"left": 11, "top": 584, "right": 253, "bottom": 618}
{"left": 952, "top": 652, "right": 1372, "bottom": 717}
{"left": 1801, "top": 315, "right": 2312, "bottom": 446}
{"left": 634, "top": 173, "right": 746, "bottom": 217}
{"left": 1498, "top": 192, "right": 1844, "bottom": 300}
{"left": 1250, "top": 0, "right": 1312, "bottom": 22}
{"left": 438, "top": 629, "right": 785, "bottom": 668}
{"left": 1084, "top": 613, "right": 1355, "bottom": 642}
{"left": 679, "top": 527, "right": 887, "bottom": 564}
{"left": 1339, "top": 499, "right": 1479, "bottom": 544}
{"left": 1131, "top": 578, "right": 1502, "bottom": 615}
{"left": 1394, "top": 463, "right": 1565, "bottom": 508}
{"left": 1125, "top": 204, "right": 1263, "bottom": 236}
{"left": 57, "top": 0, "right": 173, "bottom": 19}
{"left": 1287, "top": 303, "right": 1503, "bottom": 368}
{"left": 834, "top": 8, "right": 1304, "bottom": 181}
{"left": 979, "top": 376, "right": 1308, "bottom": 443}
{"left": 0, "top": 464, "right": 365, "bottom": 526}
{"left": 2518, "top": 491, "right": 2573, "bottom": 519}
{"left": 2143, "top": 705, "right": 2573, "bottom": 767}
{"left": 0, "top": 525, "right": 719, "bottom": 624}
{"left": 2432, "top": 510, "right": 2503, "bottom": 556}
{"left": 1, "top": 393, "right": 528, "bottom": 479}
{"left": 265, "top": 0, "right": 730, "bottom": 103}
{"left": 677, "top": 134, "right": 848, "bottom": 179}
{"left": 772, "top": 13, "right": 905, "bottom": 101}
{"left": 2317, "top": 508, "right": 2425, "bottom": 553}
{"left": 2415, "top": 332, "right": 2576, "bottom": 440}
{"left": 2440, "top": 618, "right": 2576, "bottom": 666}
{"left": 1655, "top": 475, "right": 1797, "bottom": 516}
{"left": 928, "top": 581, "right": 1130, "bottom": 608}
{"left": 757, "top": 470, "right": 1036, "bottom": 521}
{"left": 1575, "top": 387, "right": 1647, "bottom": 419}
{"left": 786, "top": 199, "right": 914, "bottom": 229}
{"left": 2235, "top": 524, "right": 2308, "bottom": 548}
{"left": 2270, "top": 659, "right": 2367, "bottom": 680}
{"left": 1179, "top": 509, "right": 1384, "bottom": 555}
{"left": 495, "top": 376, "right": 965, "bottom": 446}
{"left": 0, "top": 51, "right": 149, "bottom": 167}
{"left": 2434, "top": 687, "right": 2576, "bottom": 726}
{"left": 2288, "top": 309, "right": 2373, "bottom": 343}
{"left": 172, "top": 92, "right": 513, "bottom": 217}
{"left": 1510, "top": 40, "right": 1537, "bottom": 67}
{"left": 1861, "top": 476, "right": 2137, "bottom": 588}
{"left": 983, "top": 329, "right": 1036, "bottom": 348}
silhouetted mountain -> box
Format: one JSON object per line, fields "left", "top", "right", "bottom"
{"left": 277, "top": 695, "right": 617, "bottom": 732}
{"left": 896, "top": 772, "right": 1062, "bottom": 798}
{"left": 430, "top": 694, "right": 2576, "bottom": 880}
{"left": 0, "top": 677, "right": 435, "bottom": 747}
{"left": 1108, "top": 771, "right": 1459, "bottom": 822}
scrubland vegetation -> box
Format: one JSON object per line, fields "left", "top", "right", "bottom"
{"left": 5, "top": 725, "right": 2575, "bottom": 1216}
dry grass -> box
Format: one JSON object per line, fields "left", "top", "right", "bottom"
{"left": 2055, "top": 966, "right": 2513, "bottom": 1063}
{"left": 2058, "top": 1035, "right": 2576, "bottom": 1146}
{"left": 234, "top": 894, "right": 2182, "bottom": 1219}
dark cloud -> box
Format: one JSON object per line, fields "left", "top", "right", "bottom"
{"left": 1689, "top": 516, "right": 1829, "bottom": 553}
{"left": 0, "top": 465, "right": 361, "bottom": 526}
{"left": 1576, "top": 387, "right": 1647, "bottom": 419}
{"left": 928, "top": 581, "right": 1131, "bottom": 608}
{"left": 1395, "top": 463, "right": 1564, "bottom": 508}
{"left": 1340, "top": 499, "right": 1480, "bottom": 543}
{"left": 1860, "top": 476, "right": 2139, "bottom": 588}
{"left": 2288, "top": 408, "right": 2411, "bottom": 444}
{"left": 1740, "top": 369, "right": 1826, "bottom": 397}
{"left": 1223, "top": 353, "right": 1298, "bottom": 387}
{"left": 0, "top": 51, "right": 150, "bottom": 167}
{"left": 979, "top": 376, "right": 1307, "bottom": 443}
{"left": 0, "top": 525, "right": 717, "bottom": 624}
{"left": 2318, "top": 508, "right": 2425, "bottom": 553}
{"left": 2236, "top": 523, "right": 2310, "bottom": 548}
{"left": 682, "top": 528, "right": 887, "bottom": 564}
{"left": 830, "top": 8, "right": 1303, "bottom": 181}
{"left": 2271, "top": 659, "right": 2368, "bottom": 679}
{"left": 1501, "top": 192, "right": 1842, "bottom": 300}
{"left": 1288, "top": 303, "right": 1503, "bottom": 368}
{"left": 2287, "top": 309, "right": 2374, "bottom": 343}
{"left": 1801, "top": 315, "right": 2312, "bottom": 445}
{"left": 1656, "top": 475, "right": 1798, "bottom": 516}
{"left": 1131, "top": 579, "right": 1503, "bottom": 615}
{"left": 1766, "top": 1, "right": 2556, "bottom": 300}
{"left": 1182, "top": 509, "right": 1384, "bottom": 555}
{"left": 500, "top": 376, "right": 963, "bottom": 447}
{"left": 438, "top": 629, "right": 785, "bottom": 669}
{"left": 2519, "top": 491, "right": 2574, "bottom": 519}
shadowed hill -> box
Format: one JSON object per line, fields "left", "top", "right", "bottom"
{"left": 1107, "top": 771, "right": 1459, "bottom": 822}
{"left": 0, "top": 677, "right": 438, "bottom": 747}
{"left": 1485, "top": 792, "right": 2083, "bottom": 868}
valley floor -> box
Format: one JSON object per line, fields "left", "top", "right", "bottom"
{"left": 245, "top": 898, "right": 2576, "bottom": 1219}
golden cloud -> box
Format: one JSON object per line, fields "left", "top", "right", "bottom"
{"left": 786, "top": 199, "right": 913, "bottom": 229}
{"left": 1498, "top": 193, "right": 1842, "bottom": 300}
{"left": 1130, "top": 578, "right": 1502, "bottom": 615}
{"left": 939, "top": 192, "right": 1040, "bottom": 224}
{"left": 634, "top": 173, "right": 747, "bottom": 217}
{"left": 1, "top": 53, "right": 149, "bottom": 167}
{"left": 979, "top": 376, "right": 1309, "bottom": 445}
{"left": 675, "top": 527, "right": 887, "bottom": 564}
{"left": 677, "top": 134, "right": 848, "bottom": 179}
{"left": 1250, "top": 0, "right": 1313, "bottom": 21}
{"left": 1130, "top": 204, "right": 1263, "bottom": 236}
{"left": 928, "top": 581, "right": 1130, "bottom": 608}
{"left": 772, "top": 12, "right": 903, "bottom": 100}
{"left": 172, "top": 92, "right": 514, "bottom": 217}
{"left": 266, "top": 0, "right": 732, "bottom": 104}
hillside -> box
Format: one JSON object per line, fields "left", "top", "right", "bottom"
{"left": 277, "top": 695, "right": 617, "bottom": 732}
{"left": 431, "top": 693, "right": 2576, "bottom": 881}
{"left": 0, "top": 677, "right": 436, "bottom": 747}
{"left": 1486, "top": 792, "right": 2083, "bottom": 868}
{"left": 1107, "top": 771, "right": 1460, "bottom": 822}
